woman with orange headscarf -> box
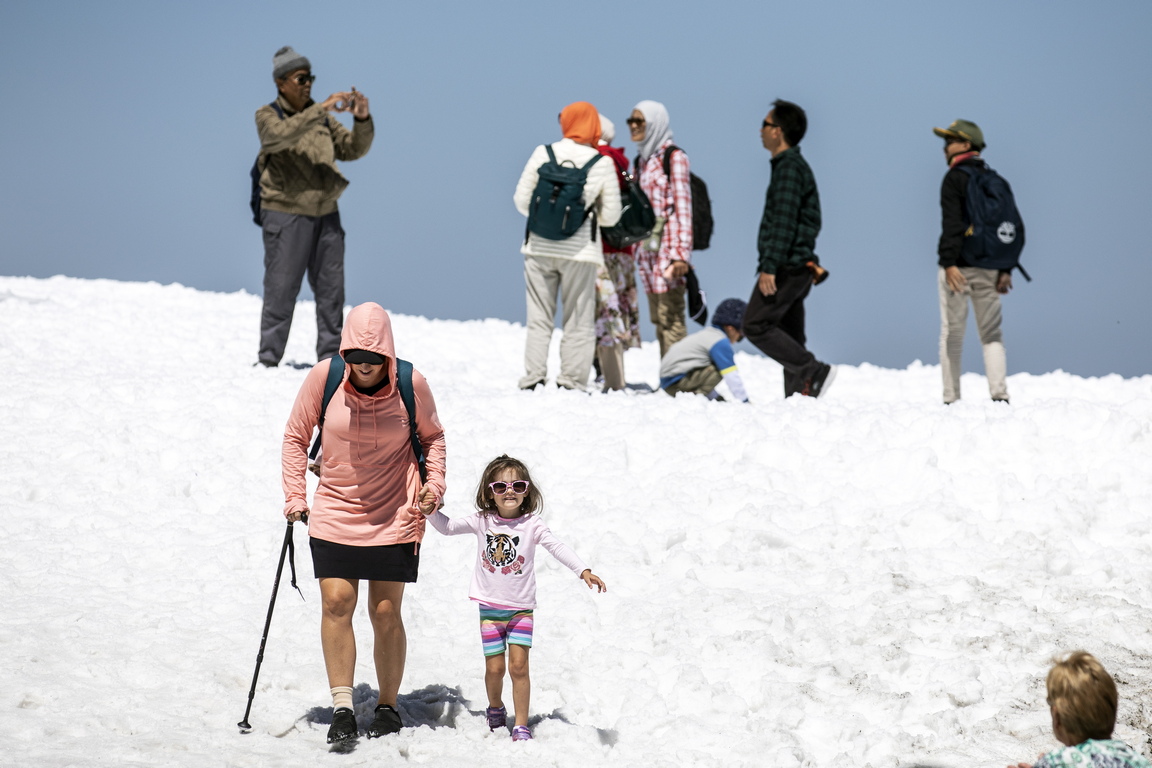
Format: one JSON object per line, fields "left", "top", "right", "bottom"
{"left": 513, "top": 102, "right": 622, "bottom": 392}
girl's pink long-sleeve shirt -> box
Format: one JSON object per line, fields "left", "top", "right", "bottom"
{"left": 427, "top": 511, "right": 588, "bottom": 610}
{"left": 282, "top": 303, "right": 446, "bottom": 546}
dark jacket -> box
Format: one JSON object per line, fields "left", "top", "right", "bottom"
{"left": 937, "top": 155, "right": 985, "bottom": 269}
{"left": 757, "top": 146, "right": 821, "bottom": 275}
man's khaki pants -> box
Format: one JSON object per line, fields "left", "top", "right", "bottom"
{"left": 938, "top": 266, "right": 1008, "bottom": 403}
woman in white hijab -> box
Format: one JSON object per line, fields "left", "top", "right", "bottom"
{"left": 629, "top": 100, "right": 693, "bottom": 356}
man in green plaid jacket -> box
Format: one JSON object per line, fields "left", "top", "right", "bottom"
{"left": 743, "top": 99, "right": 835, "bottom": 399}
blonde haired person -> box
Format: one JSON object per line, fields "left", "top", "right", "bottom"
{"left": 1008, "top": 651, "right": 1151, "bottom": 768}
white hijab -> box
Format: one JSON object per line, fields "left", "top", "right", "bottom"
{"left": 598, "top": 114, "right": 615, "bottom": 145}
{"left": 633, "top": 100, "right": 672, "bottom": 160}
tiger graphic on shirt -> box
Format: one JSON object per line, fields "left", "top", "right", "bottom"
{"left": 483, "top": 531, "right": 526, "bottom": 575}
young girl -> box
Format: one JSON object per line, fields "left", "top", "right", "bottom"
{"left": 1007, "top": 651, "right": 1152, "bottom": 768}
{"left": 421, "top": 455, "right": 606, "bottom": 741}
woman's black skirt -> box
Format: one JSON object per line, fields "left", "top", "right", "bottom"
{"left": 309, "top": 537, "right": 420, "bottom": 583}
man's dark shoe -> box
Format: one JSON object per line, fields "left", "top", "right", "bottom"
{"left": 365, "top": 704, "right": 403, "bottom": 738}
{"left": 327, "top": 707, "right": 358, "bottom": 744}
{"left": 802, "top": 364, "right": 836, "bottom": 398}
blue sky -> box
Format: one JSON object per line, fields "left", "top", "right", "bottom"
{"left": 1, "top": 0, "right": 1149, "bottom": 377}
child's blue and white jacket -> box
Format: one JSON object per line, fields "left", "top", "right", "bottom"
{"left": 658, "top": 326, "right": 748, "bottom": 402}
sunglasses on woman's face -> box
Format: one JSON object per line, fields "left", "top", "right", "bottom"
{"left": 489, "top": 481, "right": 530, "bottom": 495}
{"left": 626, "top": 117, "right": 645, "bottom": 126}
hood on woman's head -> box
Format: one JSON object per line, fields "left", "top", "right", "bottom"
{"left": 559, "top": 101, "right": 601, "bottom": 146}
{"left": 598, "top": 114, "right": 615, "bottom": 145}
{"left": 340, "top": 302, "right": 396, "bottom": 362}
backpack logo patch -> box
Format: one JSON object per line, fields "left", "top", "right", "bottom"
{"left": 997, "top": 221, "right": 1017, "bottom": 244}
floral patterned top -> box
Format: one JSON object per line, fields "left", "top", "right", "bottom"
{"left": 1035, "top": 740, "right": 1152, "bottom": 768}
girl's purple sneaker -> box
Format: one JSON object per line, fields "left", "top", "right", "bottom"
{"left": 512, "top": 725, "right": 532, "bottom": 741}
{"left": 485, "top": 706, "right": 507, "bottom": 731}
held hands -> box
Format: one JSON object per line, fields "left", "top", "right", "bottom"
{"left": 580, "top": 569, "right": 607, "bottom": 593}
{"left": 416, "top": 484, "right": 440, "bottom": 516}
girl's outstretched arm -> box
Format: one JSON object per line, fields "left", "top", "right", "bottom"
{"left": 580, "top": 570, "right": 607, "bottom": 593}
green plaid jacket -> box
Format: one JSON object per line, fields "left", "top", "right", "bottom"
{"left": 757, "top": 147, "right": 821, "bottom": 275}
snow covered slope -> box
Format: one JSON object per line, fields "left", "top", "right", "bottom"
{"left": 2, "top": 276, "right": 1150, "bottom": 768}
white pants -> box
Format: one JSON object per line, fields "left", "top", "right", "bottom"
{"left": 938, "top": 267, "right": 1008, "bottom": 403}
{"left": 520, "top": 255, "right": 598, "bottom": 390}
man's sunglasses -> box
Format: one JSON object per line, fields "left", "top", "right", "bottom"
{"left": 489, "top": 481, "right": 530, "bottom": 495}
{"left": 292, "top": 73, "right": 316, "bottom": 85}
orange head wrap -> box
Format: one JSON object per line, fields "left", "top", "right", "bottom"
{"left": 559, "top": 102, "right": 601, "bottom": 146}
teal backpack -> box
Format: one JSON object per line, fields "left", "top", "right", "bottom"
{"left": 525, "top": 144, "right": 603, "bottom": 242}
{"left": 308, "top": 356, "right": 427, "bottom": 483}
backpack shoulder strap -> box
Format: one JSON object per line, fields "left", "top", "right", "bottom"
{"left": 308, "top": 355, "right": 346, "bottom": 461}
{"left": 545, "top": 144, "right": 558, "bottom": 164}
{"left": 258, "top": 102, "right": 287, "bottom": 166}
{"left": 662, "top": 145, "right": 681, "bottom": 178}
{"left": 580, "top": 153, "right": 603, "bottom": 171}
{"left": 396, "top": 359, "right": 427, "bottom": 484}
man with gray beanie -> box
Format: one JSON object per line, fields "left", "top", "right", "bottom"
{"left": 254, "top": 46, "right": 374, "bottom": 367}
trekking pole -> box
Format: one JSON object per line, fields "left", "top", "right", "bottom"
{"left": 237, "top": 514, "right": 306, "bottom": 733}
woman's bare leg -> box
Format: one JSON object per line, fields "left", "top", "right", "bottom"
{"left": 366, "top": 581, "right": 407, "bottom": 707}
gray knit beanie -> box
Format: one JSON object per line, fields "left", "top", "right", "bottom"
{"left": 272, "top": 46, "right": 311, "bottom": 80}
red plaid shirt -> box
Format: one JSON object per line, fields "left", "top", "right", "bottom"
{"left": 636, "top": 140, "right": 692, "bottom": 294}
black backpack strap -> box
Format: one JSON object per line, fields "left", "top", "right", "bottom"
{"left": 581, "top": 153, "right": 603, "bottom": 242}
{"left": 661, "top": 144, "right": 681, "bottom": 179}
{"left": 660, "top": 145, "right": 683, "bottom": 216}
{"left": 396, "top": 359, "right": 427, "bottom": 483}
{"left": 308, "top": 355, "right": 346, "bottom": 463}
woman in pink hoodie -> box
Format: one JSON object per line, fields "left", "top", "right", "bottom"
{"left": 282, "top": 302, "right": 446, "bottom": 744}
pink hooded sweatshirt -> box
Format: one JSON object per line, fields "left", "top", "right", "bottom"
{"left": 281, "top": 303, "right": 447, "bottom": 547}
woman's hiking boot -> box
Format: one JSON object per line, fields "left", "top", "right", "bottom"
{"left": 365, "top": 704, "right": 403, "bottom": 738}
{"left": 326, "top": 707, "right": 358, "bottom": 744}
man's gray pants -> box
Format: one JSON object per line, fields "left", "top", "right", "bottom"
{"left": 520, "top": 255, "right": 597, "bottom": 390}
{"left": 259, "top": 209, "right": 345, "bottom": 366}
{"left": 938, "top": 266, "right": 1008, "bottom": 403}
